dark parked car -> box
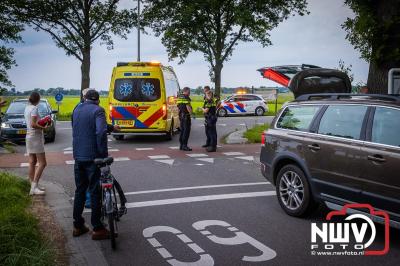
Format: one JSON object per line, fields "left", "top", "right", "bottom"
{"left": 0, "top": 99, "right": 57, "bottom": 142}
{"left": 260, "top": 93, "right": 400, "bottom": 228}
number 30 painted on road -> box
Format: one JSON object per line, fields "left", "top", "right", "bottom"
{"left": 143, "top": 220, "right": 277, "bottom": 265}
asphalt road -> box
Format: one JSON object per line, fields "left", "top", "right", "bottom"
{"left": 3, "top": 116, "right": 400, "bottom": 265}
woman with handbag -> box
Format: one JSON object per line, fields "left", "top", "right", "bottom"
{"left": 24, "top": 91, "right": 48, "bottom": 195}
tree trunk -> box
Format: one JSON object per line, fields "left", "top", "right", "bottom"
{"left": 366, "top": 0, "right": 400, "bottom": 94}
{"left": 367, "top": 62, "right": 390, "bottom": 94}
{"left": 213, "top": 63, "right": 223, "bottom": 98}
{"left": 80, "top": 49, "right": 90, "bottom": 93}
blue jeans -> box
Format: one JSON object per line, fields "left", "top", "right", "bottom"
{"left": 73, "top": 161, "right": 103, "bottom": 230}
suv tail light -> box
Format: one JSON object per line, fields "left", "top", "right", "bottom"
{"left": 261, "top": 131, "right": 266, "bottom": 145}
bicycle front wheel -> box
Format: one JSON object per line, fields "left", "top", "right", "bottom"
{"left": 108, "top": 213, "right": 116, "bottom": 249}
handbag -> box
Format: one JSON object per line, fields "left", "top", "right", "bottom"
{"left": 38, "top": 115, "right": 51, "bottom": 127}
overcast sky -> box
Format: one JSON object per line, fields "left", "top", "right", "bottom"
{"left": 8, "top": 0, "right": 369, "bottom": 91}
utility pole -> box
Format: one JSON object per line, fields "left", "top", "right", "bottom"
{"left": 137, "top": 0, "right": 141, "bottom": 62}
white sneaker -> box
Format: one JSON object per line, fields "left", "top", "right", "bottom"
{"left": 29, "top": 182, "right": 45, "bottom": 195}
{"left": 30, "top": 187, "right": 45, "bottom": 195}
{"left": 37, "top": 184, "right": 46, "bottom": 191}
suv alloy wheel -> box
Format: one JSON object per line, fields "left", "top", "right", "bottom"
{"left": 276, "top": 164, "right": 315, "bottom": 217}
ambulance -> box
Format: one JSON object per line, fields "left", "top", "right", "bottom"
{"left": 107, "top": 61, "right": 180, "bottom": 140}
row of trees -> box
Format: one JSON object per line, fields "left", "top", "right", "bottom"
{"left": 2, "top": 87, "right": 108, "bottom": 96}
{"left": 1, "top": 0, "right": 399, "bottom": 97}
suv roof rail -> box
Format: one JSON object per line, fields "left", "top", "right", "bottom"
{"left": 296, "top": 93, "right": 400, "bottom": 103}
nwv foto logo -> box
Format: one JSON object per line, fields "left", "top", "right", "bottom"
{"left": 310, "top": 204, "right": 390, "bottom": 256}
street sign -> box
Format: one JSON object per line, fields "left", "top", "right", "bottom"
{"left": 55, "top": 93, "right": 63, "bottom": 102}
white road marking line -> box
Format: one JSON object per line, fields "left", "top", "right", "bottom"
{"left": 235, "top": 156, "right": 254, "bottom": 161}
{"left": 223, "top": 152, "right": 245, "bottom": 156}
{"left": 218, "top": 124, "right": 227, "bottom": 126}
{"left": 188, "top": 243, "right": 205, "bottom": 254}
{"left": 66, "top": 160, "right": 75, "bottom": 165}
{"left": 199, "top": 230, "right": 212, "bottom": 236}
{"left": 186, "top": 153, "right": 208, "bottom": 158}
{"left": 239, "top": 123, "right": 246, "bottom": 126}
{"left": 155, "top": 159, "right": 174, "bottom": 166}
{"left": 149, "top": 155, "right": 170, "bottom": 159}
{"left": 195, "top": 163, "right": 204, "bottom": 166}
{"left": 123, "top": 182, "right": 270, "bottom": 196}
{"left": 124, "top": 191, "right": 276, "bottom": 208}
{"left": 108, "top": 149, "right": 119, "bottom": 152}
{"left": 20, "top": 163, "right": 29, "bottom": 167}
{"left": 136, "top": 148, "right": 154, "bottom": 151}
{"left": 177, "top": 234, "right": 192, "bottom": 243}
{"left": 64, "top": 147, "right": 73, "bottom": 151}
{"left": 108, "top": 139, "right": 113, "bottom": 142}
{"left": 196, "top": 158, "right": 214, "bottom": 163}
{"left": 114, "top": 157, "right": 130, "bottom": 162}
{"left": 147, "top": 238, "right": 162, "bottom": 248}
{"left": 169, "top": 146, "right": 180, "bottom": 150}
{"left": 217, "top": 145, "right": 222, "bottom": 148}
{"left": 63, "top": 151, "right": 73, "bottom": 154}
{"left": 156, "top": 248, "right": 173, "bottom": 259}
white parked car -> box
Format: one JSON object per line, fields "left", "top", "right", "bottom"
{"left": 217, "top": 94, "right": 268, "bottom": 117}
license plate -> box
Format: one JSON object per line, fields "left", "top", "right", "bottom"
{"left": 116, "top": 120, "right": 134, "bottom": 126}
{"left": 18, "top": 130, "right": 27, "bottom": 134}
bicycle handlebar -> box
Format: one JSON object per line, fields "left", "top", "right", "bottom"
{"left": 94, "top": 157, "right": 114, "bottom": 167}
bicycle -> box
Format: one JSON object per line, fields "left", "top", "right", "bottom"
{"left": 94, "top": 157, "right": 126, "bottom": 249}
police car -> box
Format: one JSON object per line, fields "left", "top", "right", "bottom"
{"left": 217, "top": 94, "right": 268, "bottom": 117}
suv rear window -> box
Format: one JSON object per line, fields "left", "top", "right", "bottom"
{"left": 276, "top": 105, "right": 321, "bottom": 131}
{"left": 114, "top": 78, "right": 161, "bottom": 102}
{"left": 318, "top": 105, "right": 367, "bottom": 140}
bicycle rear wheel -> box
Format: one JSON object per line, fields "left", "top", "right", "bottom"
{"left": 108, "top": 213, "right": 116, "bottom": 249}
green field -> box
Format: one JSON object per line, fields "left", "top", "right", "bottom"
{"left": 1, "top": 93, "right": 293, "bottom": 120}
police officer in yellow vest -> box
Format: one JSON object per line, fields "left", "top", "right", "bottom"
{"left": 202, "top": 87, "right": 218, "bottom": 152}
{"left": 177, "top": 87, "right": 193, "bottom": 151}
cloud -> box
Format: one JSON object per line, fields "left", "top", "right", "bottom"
{"left": 7, "top": 0, "right": 368, "bottom": 91}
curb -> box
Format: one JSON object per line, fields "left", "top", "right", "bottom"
{"left": 225, "top": 129, "right": 248, "bottom": 144}
{"left": 44, "top": 181, "right": 108, "bottom": 266}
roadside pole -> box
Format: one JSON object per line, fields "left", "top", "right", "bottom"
{"left": 55, "top": 92, "right": 63, "bottom": 119}
{"left": 275, "top": 89, "right": 278, "bottom": 115}
{"left": 137, "top": 0, "right": 141, "bottom": 62}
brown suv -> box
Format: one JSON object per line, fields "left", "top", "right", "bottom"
{"left": 260, "top": 94, "right": 400, "bottom": 227}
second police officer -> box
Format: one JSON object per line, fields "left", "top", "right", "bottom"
{"left": 202, "top": 86, "right": 218, "bottom": 152}
{"left": 177, "top": 87, "right": 193, "bottom": 151}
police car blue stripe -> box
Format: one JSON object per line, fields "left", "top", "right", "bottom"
{"left": 235, "top": 105, "right": 246, "bottom": 113}
{"left": 224, "top": 105, "right": 236, "bottom": 113}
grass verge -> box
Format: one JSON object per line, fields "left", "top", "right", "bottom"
{"left": 243, "top": 124, "right": 270, "bottom": 143}
{"left": 0, "top": 171, "right": 55, "bottom": 265}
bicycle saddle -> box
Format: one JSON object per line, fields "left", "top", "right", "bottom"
{"left": 94, "top": 157, "right": 114, "bottom": 166}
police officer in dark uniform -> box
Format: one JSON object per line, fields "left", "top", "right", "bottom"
{"left": 177, "top": 87, "right": 193, "bottom": 151}
{"left": 202, "top": 88, "right": 218, "bottom": 152}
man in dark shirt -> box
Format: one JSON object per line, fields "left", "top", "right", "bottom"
{"left": 177, "top": 87, "right": 193, "bottom": 151}
{"left": 72, "top": 90, "right": 110, "bottom": 240}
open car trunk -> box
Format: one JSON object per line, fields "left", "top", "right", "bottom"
{"left": 257, "top": 64, "right": 352, "bottom": 98}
